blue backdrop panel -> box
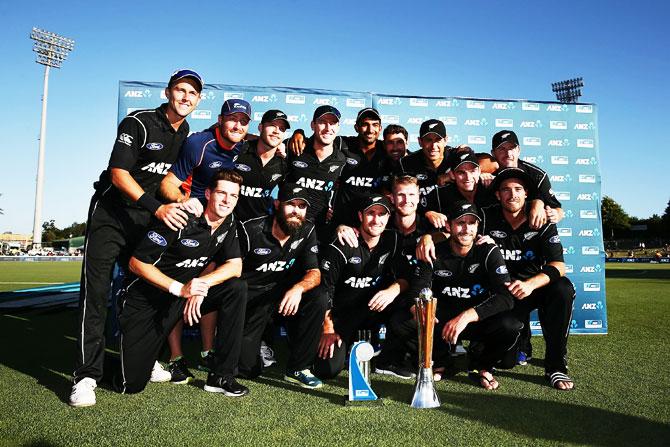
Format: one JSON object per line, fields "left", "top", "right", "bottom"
{"left": 119, "top": 82, "right": 606, "bottom": 334}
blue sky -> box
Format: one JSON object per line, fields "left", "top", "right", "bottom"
{"left": 1, "top": 0, "right": 668, "bottom": 234}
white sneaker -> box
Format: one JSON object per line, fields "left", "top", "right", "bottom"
{"left": 150, "top": 361, "right": 172, "bottom": 383}
{"left": 260, "top": 341, "right": 277, "bottom": 367}
{"left": 69, "top": 377, "right": 97, "bottom": 407}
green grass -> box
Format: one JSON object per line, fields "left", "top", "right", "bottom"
{"left": 0, "top": 261, "right": 81, "bottom": 292}
{"left": 0, "top": 264, "right": 669, "bottom": 446}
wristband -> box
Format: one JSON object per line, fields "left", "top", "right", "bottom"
{"left": 169, "top": 281, "right": 183, "bottom": 297}
{"left": 137, "top": 193, "right": 162, "bottom": 215}
{"left": 541, "top": 265, "right": 561, "bottom": 283}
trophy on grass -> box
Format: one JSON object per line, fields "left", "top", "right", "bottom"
{"left": 345, "top": 330, "right": 382, "bottom": 406}
{"left": 411, "top": 288, "right": 441, "bottom": 409}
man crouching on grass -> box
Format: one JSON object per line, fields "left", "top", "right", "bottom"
{"left": 68, "top": 170, "right": 249, "bottom": 406}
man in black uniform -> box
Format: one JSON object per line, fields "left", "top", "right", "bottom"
{"left": 70, "top": 69, "right": 203, "bottom": 407}
{"left": 285, "top": 105, "right": 347, "bottom": 242}
{"left": 424, "top": 149, "right": 496, "bottom": 229}
{"left": 482, "top": 167, "right": 576, "bottom": 390}
{"left": 115, "top": 169, "right": 248, "bottom": 398}
{"left": 236, "top": 183, "right": 327, "bottom": 388}
{"left": 409, "top": 201, "right": 520, "bottom": 389}
{"left": 314, "top": 194, "right": 410, "bottom": 379}
{"left": 330, "top": 108, "right": 391, "bottom": 226}
{"left": 233, "top": 109, "right": 290, "bottom": 222}
{"left": 398, "top": 119, "right": 452, "bottom": 209}
{"left": 490, "top": 130, "right": 564, "bottom": 229}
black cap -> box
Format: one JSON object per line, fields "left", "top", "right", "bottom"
{"left": 450, "top": 150, "right": 479, "bottom": 171}
{"left": 278, "top": 183, "right": 311, "bottom": 206}
{"left": 313, "top": 105, "right": 341, "bottom": 122}
{"left": 168, "top": 69, "right": 204, "bottom": 92}
{"left": 490, "top": 167, "right": 536, "bottom": 196}
{"left": 261, "top": 109, "right": 290, "bottom": 129}
{"left": 356, "top": 107, "right": 381, "bottom": 125}
{"left": 447, "top": 201, "right": 481, "bottom": 222}
{"left": 359, "top": 193, "right": 393, "bottom": 214}
{"left": 492, "top": 130, "right": 519, "bottom": 151}
{"left": 419, "top": 119, "right": 447, "bottom": 139}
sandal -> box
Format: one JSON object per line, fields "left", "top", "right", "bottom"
{"left": 469, "top": 369, "right": 499, "bottom": 390}
{"left": 546, "top": 371, "right": 575, "bottom": 391}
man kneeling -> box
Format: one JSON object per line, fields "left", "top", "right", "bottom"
{"left": 115, "top": 170, "right": 248, "bottom": 397}
{"left": 410, "top": 201, "right": 520, "bottom": 389}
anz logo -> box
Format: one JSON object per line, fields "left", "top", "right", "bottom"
{"left": 296, "top": 177, "right": 334, "bottom": 191}
{"left": 141, "top": 162, "right": 171, "bottom": 175}
{"left": 344, "top": 276, "right": 374, "bottom": 288}
{"left": 176, "top": 257, "right": 209, "bottom": 268}
{"left": 441, "top": 286, "right": 471, "bottom": 298}
{"left": 257, "top": 258, "right": 295, "bottom": 272}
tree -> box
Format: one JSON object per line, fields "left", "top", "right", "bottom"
{"left": 41, "top": 220, "right": 86, "bottom": 243}
{"left": 662, "top": 198, "right": 670, "bottom": 237}
{"left": 601, "top": 196, "right": 630, "bottom": 239}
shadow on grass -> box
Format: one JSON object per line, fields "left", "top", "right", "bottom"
{"left": 605, "top": 268, "right": 670, "bottom": 280}
{"left": 438, "top": 391, "right": 670, "bottom": 447}
{"left": 0, "top": 309, "right": 78, "bottom": 404}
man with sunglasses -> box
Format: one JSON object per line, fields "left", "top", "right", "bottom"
{"left": 158, "top": 99, "right": 254, "bottom": 383}
{"left": 71, "top": 69, "right": 203, "bottom": 407}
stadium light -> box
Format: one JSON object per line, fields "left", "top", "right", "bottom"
{"left": 551, "top": 77, "right": 584, "bottom": 103}
{"left": 30, "top": 28, "right": 75, "bottom": 248}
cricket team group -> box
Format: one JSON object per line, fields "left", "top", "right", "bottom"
{"left": 69, "top": 69, "right": 576, "bottom": 407}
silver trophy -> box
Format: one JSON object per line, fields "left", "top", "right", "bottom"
{"left": 411, "top": 288, "right": 441, "bottom": 409}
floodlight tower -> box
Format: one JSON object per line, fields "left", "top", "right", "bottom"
{"left": 30, "top": 28, "right": 75, "bottom": 248}
{"left": 551, "top": 77, "right": 584, "bottom": 103}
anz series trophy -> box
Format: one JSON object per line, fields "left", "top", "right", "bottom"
{"left": 410, "top": 288, "right": 441, "bottom": 409}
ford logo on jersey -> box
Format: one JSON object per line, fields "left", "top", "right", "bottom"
{"left": 349, "top": 257, "right": 362, "bottom": 264}
{"left": 293, "top": 161, "right": 308, "bottom": 168}
{"left": 235, "top": 163, "right": 251, "bottom": 172}
{"left": 181, "top": 239, "right": 200, "bottom": 248}
{"left": 146, "top": 142, "right": 164, "bottom": 151}
{"left": 346, "top": 157, "right": 358, "bottom": 165}
{"left": 209, "top": 161, "right": 223, "bottom": 169}
{"left": 496, "top": 265, "right": 508, "bottom": 274}
{"left": 148, "top": 231, "right": 167, "bottom": 246}
{"left": 254, "top": 248, "right": 272, "bottom": 255}
{"left": 435, "top": 270, "right": 453, "bottom": 277}
{"left": 490, "top": 230, "right": 507, "bottom": 238}
{"left": 416, "top": 174, "right": 428, "bottom": 180}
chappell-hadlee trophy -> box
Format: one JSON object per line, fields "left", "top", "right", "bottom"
{"left": 411, "top": 288, "right": 441, "bottom": 409}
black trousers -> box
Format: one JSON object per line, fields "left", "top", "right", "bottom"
{"left": 238, "top": 282, "right": 328, "bottom": 378}
{"left": 432, "top": 310, "right": 522, "bottom": 371}
{"left": 512, "top": 276, "right": 576, "bottom": 374}
{"left": 116, "top": 278, "right": 246, "bottom": 394}
{"left": 313, "top": 296, "right": 407, "bottom": 380}
{"left": 74, "top": 195, "right": 150, "bottom": 383}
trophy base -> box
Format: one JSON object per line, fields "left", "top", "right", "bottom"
{"left": 411, "top": 367, "right": 441, "bottom": 409}
{"left": 344, "top": 397, "right": 384, "bottom": 407}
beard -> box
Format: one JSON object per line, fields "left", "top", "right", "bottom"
{"left": 277, "top": 210, "right": 304, "bottom": 237}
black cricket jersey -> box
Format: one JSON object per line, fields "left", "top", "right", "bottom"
{"left": 320, "top": 229, "right": 406, "bottom": 309}
{"left": 285, "top": 137, "right": 347, "bottom": 225}
{"left": 424, "top": 180, "right": 496, "bottom": 216}
{"left": 98, "top": 103, "right": 189, "bottom": 207}
{"left": 481, "top": 204, "right": 564, "bottom": 281}
{"left": 127, "top": 212, "right": 240, "bottom": 290}
{"left": 332, "top": 137, "right": 389, "bottom": 226}
{"left": 513, "top": 160, "right": 561, "bottom": 209}
{"left": 387, "top": 213, "right": 433, "bottom": 266}
{"left": 233, "top": 141, "right": 288, "bottom": 222}
{"left": 397, "top": 148, "right": 452, "bottom": 208}
{"left": 409, "top": 241, "right": 514, "bottom": 321}
{"left": 238, "top": 215, "right": 319, "bottom": 292}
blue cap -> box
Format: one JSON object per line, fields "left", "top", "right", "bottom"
{"left": 313, "top": 105, "right": 341, "bottom": 122}
{"left": 168, "top": 69, "right": 203, "bottom": 92}
{"left": 221, "top": 99, "right": 252, "bottom": 119}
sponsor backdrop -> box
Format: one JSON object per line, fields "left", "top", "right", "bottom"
{"left": 119, "top": 82, "right": 606, "bottom": 334}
